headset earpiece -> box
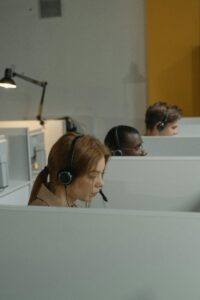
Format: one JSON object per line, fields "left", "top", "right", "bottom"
{"left": 156, "top": 110, "right": 169, "bottom": 131}
{"left": 58, "top": 170, "right": 73, "bottom": 185}
{"left": 58, "top": 135, "right": 83, "bottom": 185}
{"left": 111, "top": 149, "right": 123, "bottom": 156}
{"left": 157, "top": 121, "right": 165, "bottom": 131}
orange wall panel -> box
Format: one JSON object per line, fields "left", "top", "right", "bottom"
{"left": 147, "top": 0, "right": 200, "bottom": 116}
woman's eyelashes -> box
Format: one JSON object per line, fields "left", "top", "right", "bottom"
{"left": 88, "top": 171, "right": 104, "bottom": 180}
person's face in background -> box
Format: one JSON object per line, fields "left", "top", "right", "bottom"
{"left": 122, "top": 133, "right": 146, "bottom": 156}
{"left": 158, "top": 120, "right": 179, "bottom": 136}
{"left": 68, "top": 156, "right": 106, "bottom": 202}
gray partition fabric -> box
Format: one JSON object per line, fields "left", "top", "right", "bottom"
{"left": 143, "top": 136, "right": 200, "bottom": 156}
{"left": 0, "top": 128, "right": 31, "bottom": 181}
{"left": 91, "top": 157, "right": 200, "bottom": 211}
{"left": 0, "top": 206, "right": 200, "bottom": 300}
{"left": 178, "top": 117, "right": 200, "bottom": 136}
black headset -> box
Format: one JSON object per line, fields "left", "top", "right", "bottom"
{"left": 157, "top": 110, "right": 169, "bottom": 131}
{"left": 58, "top": 135, "right": 82, "bottom": 185}
{"left": 112, "top": 126, "right": 123, "bottom": 156}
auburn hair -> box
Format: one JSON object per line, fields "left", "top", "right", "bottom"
{"left": 29, "top": 132, "right": 110, "bottom": 204}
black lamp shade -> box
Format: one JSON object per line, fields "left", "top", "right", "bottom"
{"left": 0, "top": 68, "right": 16, "bottom": 88}
{"left": 0, "top": 67, "right": 47, "bottom": 125}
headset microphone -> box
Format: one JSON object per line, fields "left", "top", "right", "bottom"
{"left": 99, "top": 190, "right": 108, "bottom": 202}
{"left": 85, "top": 190, "right": 108, "bottom": 208}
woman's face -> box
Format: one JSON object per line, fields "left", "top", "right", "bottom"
{"left": 69, "top": 156, "right": 106, "bottom": 202}
{"left": 159, "top": 121, "right": 179, "bottom": 136}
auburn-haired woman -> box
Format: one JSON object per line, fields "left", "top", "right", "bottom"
{"left": 28, "top": 132, "right": 110, "bottom": 207}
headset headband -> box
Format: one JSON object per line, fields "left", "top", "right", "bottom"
{"left": 58, "top": 135, "right": 83, "bottom": 185}
{"left": 67, "top": 135, "right": 83, "bottom": 172}
{"left": 161, "top": 109, "right": 169, "bottom": 125}
{"left": 112, "top": 126, "right": 122, "bottom": 156}
{"left": 114, "top": 126, "right": 120, "bottom": 149}
{"left": 156, "top": 108, "right": 169, "bottom": 131}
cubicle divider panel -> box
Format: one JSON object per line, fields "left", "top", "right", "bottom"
{"left": 179, "top": 117, "right": 200, "bottom": 125}
{"left": 0, "top": 128, "right": 31, "bottom": 205}
{"left": 0, "top": 128, "right": 31, "bottom": 181}
{"left": 178, "top": 125, "right": 200, "bottom": 136}
{"left": 0, "top": 206, "right": 200, "bottom": 300}
{"left": 143, "top": 136, "right": 200, "bottom": 156}
{"left": 92, "top": 157, "right": 200, "bottom": 211}
{"left": 178, "top": 117, "right": 200, "bottom": 136}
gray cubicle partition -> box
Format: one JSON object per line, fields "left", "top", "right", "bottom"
{"left": 0, "top": 135, "right": 8, "bottom": 188}
{"left": 92, "top": 157, "right": 200, "bottom": 211}
{"left": 143, "top": 136, "right": 200, "bottom": 156}
{"left": 0, "top": 128, "right": 31, "bottom": 205}
{"left": 0, "top": 206, "right": 200, "bottom": 300}
{"left": 178, "top": 117, "right": 200, "bottom": 136}
{"left": 0, "top": 128, "right": 31, "bottom": 182}
{"left": 180, "top": 117, "right": 200, "bottom": 125}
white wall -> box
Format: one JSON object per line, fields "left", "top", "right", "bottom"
{"left": 0, "top": 0, "right": 147, "bottom": 139}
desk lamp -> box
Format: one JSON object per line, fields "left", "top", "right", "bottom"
{"left": 0, "top": 68, "right": 48, "bottom": 126}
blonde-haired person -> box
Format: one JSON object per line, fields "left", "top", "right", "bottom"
{"left": 28, "top": 132, "right": 110, "bottom": 207}
{"left": 145, "top": 101, "right": 182, "bottom": 136}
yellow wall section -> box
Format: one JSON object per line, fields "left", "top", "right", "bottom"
{"left": 147, "top": 0, "right": 200, "bottom": 116}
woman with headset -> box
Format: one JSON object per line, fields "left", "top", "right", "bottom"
{"left": 28, "top": 132, "right": 110, "bottom": 207}
{"left": 104, "top": 125, "right": 146, "bottom": 156}
{"left": 145, "top": 101, "right": 182, "bottom": 136}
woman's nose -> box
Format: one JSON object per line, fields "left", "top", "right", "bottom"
{"left": 96, "top": 176, "right": 104, "bottom": 189}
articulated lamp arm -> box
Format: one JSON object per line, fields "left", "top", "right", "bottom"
{"left": 0, "top": 68, "right": 48, "bottom": 126}
{"left": 13, "top": 71, "right": 48, "bottom": 126}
